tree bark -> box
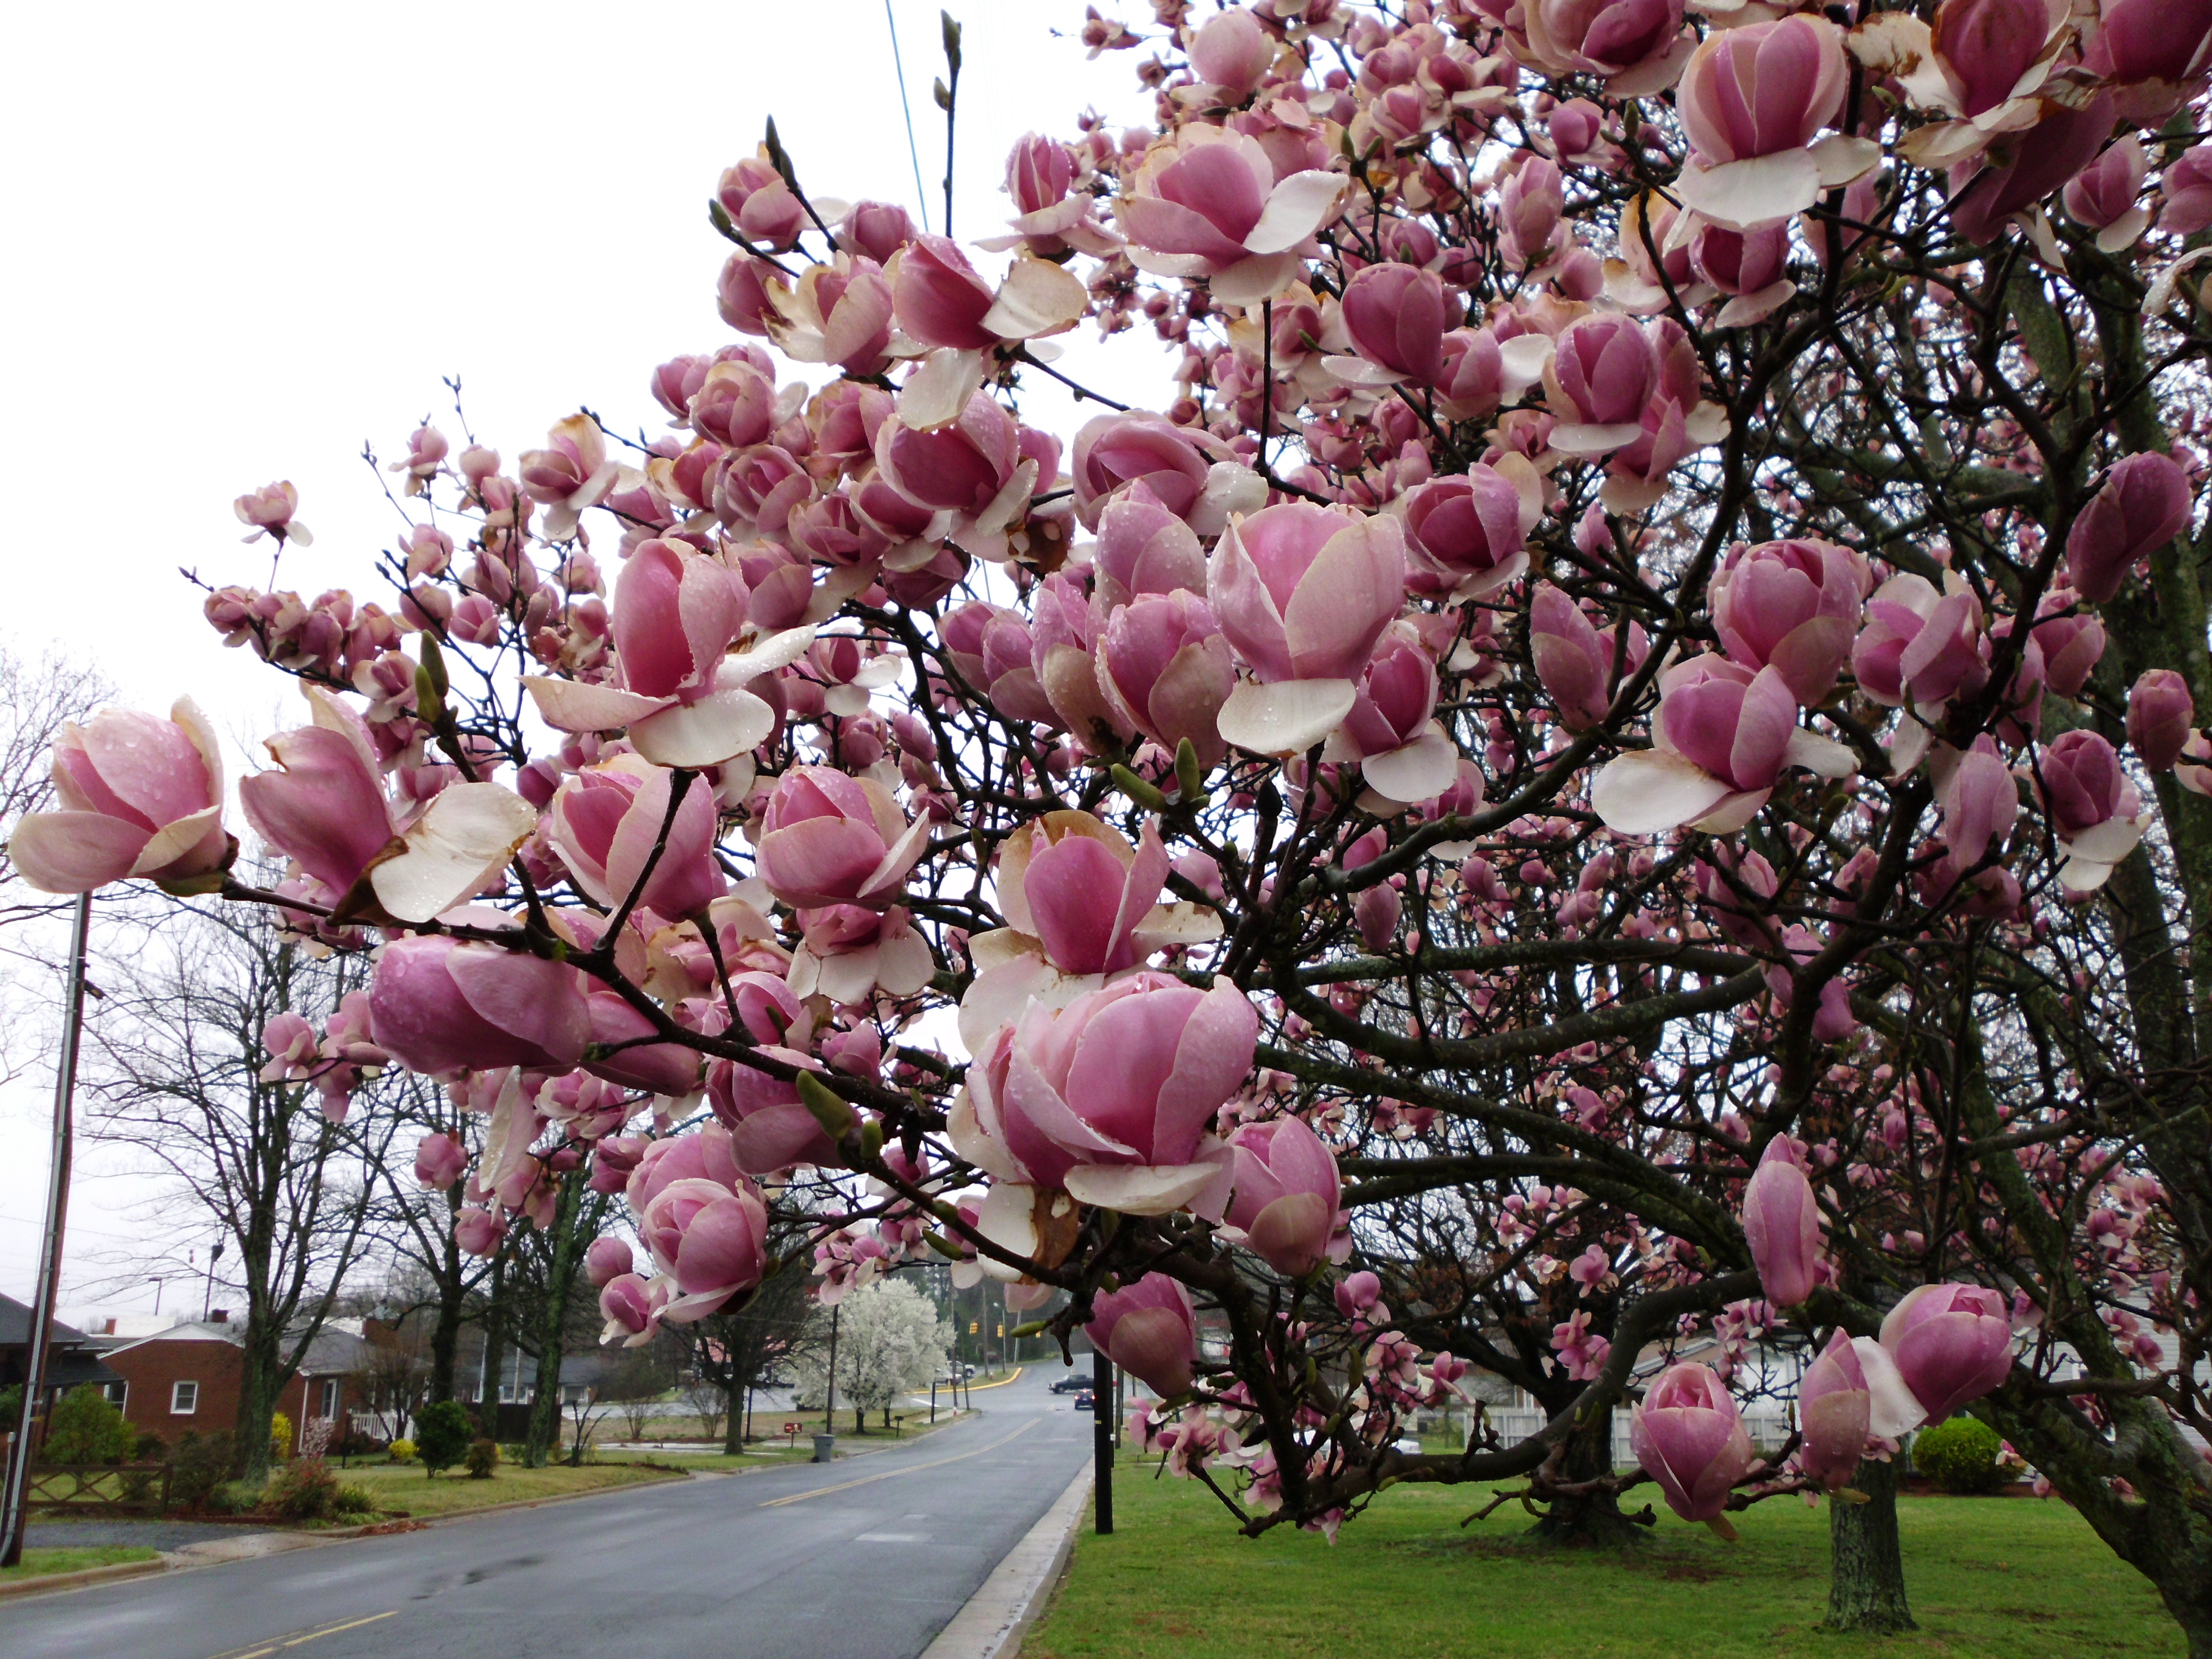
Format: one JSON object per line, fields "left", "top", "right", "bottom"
{"left": 722, "top": 1383, "right": 745, "bottom": 1456}
{"left": 1527, "top": 1402, "right": 1643, "bottom": 1548}
{"left": 477, "top": 1253, "right": 507, "bottom": 1442}
{"left": 522, "top": 1172, "right": 587, "bottom": 1469}
{"left": 1824, "top": 1454, "right": 1915, "bottom": 1634}
{"left": 427, "top": 1193, "right": 465, "bottom": 1404}
{"left": 231, "top": 1334, "right": 283, "bottom": 1485}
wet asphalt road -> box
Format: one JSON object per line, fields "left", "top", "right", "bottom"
{"left": 0, "top": 1369, "right": 1093, "bottom": 1659}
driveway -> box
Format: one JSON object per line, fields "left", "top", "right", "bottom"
{"left": 0, "top": 1369, "right": 1094, "bottom": 1659}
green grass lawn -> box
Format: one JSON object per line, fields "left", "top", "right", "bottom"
{"left": 1027, "top": 1457, "right": 2180, "bottom": 1659}
{"left": 330, "top": 1460, "right": 681, "bottom": 1518}
{"left": 0, "top": 1546, "right": 158, "bottom": 1584}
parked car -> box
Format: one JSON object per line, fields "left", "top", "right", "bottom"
{"left": 1048, "top": 1374, "right": 1089, "bottom": 1394}
{"left": 1073, "top": 1390, "right": 1095, "bottom": 1411}
{"left": 1392, "top": 1436, "right": 1422, "bottom": 1454}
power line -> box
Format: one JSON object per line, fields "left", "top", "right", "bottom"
{"left": 886, "top": 1, "right": 931, "bottom": 234}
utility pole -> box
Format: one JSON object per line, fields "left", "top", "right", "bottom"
{"left": 825, "top": 1303, "right": 841, "bottom": 1438}
{"left": 1092, "top": 1345, "right": 1114, "bottom": 1535}
{"left": 1, "top": 893, "right": 93, "bottom": 1569}
{"left": 202, "top": 1239, "right": 225, "bottom": 1322}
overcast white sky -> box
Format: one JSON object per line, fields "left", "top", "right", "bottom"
{"left": 0, "top": 0, "right": 1173, "bottom": 1322}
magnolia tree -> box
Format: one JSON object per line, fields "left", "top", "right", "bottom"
{"left": 23, "top": 0, "right": 2212, "bottom": 1642}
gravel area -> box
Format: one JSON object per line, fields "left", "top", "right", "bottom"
{"left": 23, "top": 1519, "right": 247, "bottom": 1550}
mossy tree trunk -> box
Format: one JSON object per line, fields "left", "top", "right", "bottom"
{"left": 1824, "top": 1454, "right": 1914, "bottom": 1634}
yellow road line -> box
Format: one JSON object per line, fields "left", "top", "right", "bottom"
{"left": 758, "top": 1418, "right": 1040, "bottom": 1508}
{"left": 213, "top": 1610, "right": 398, "bottom": 1659}
{"left": 963, "top": 1366, "right": 1024, "bottom": 1391}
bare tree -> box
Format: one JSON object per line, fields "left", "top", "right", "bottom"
{"left": 672, "top": 1229, "right": 823, "bottom": 1454}
{"left": 87, "top": 896, "right": 392, "bottom": 1481}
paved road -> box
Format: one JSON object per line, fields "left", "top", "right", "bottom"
{"left": 0, "top": 1370, "right": 1094, "bottom": 1659}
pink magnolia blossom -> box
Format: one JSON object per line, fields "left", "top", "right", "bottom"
{"left": 2063, "top": 136, "right": 2149, "bottom": 246}
{"left": 599, "top": 1272, "right": 666, "bottom": 1345}
{"left": 958, "top": 970, "right": 1259, "bottom": 1214}
{"left": 716, "top": 154, "right": 806, "bottom": 250}
{"left": 1188, "top": 6, "right": 1272, "bottom": 98}
{"left": 1709, "top": 538, "right": 1870, "bottom": 703}
{"left": 1498, "top": 158, "right": 1566, "bottom": 272}
{"left": 1797, "top": 1330, "right": 1872, "bottom": 1490}
{"left": 1198, "top": 1113, "right": 1344, "bottom": 1276}
{"left": 1851, "top": 572, "right": 1991, "bottom": 710}
{"left": 1740, "top": 1138, "right": 1820, "bottom": 1307}
{"left": 707, "top": 1051, "right": 838, "bottom": 1173}
{"left": 455, "top": 1207, "right": 508, "bottom": 1258}
{"left": 1093, "top": 482, "right": 1207, "bottom": 606}
{"left": 1937, "top": 737, "right": 2020, "bottom": 865}
{"left": 1069, "top": 413, "right": 1253, "bottom": 535}
{"left": 1879, "top": 1284, "right": 2014, "bottom": 1420}
{"left": 547, "top": 757, "right": 725, "bottom": 919}
{"left": 1528, "top": 584, "right": 1615, "bottom": 732}
{"left": 2162, "top": 144, "right": 2212, "bottom": 236}
{"left": 1630, "top": 1361, "right": 1755, "bottom": 1523}
{"left": 1948, "top": 95, "right": 2116, "bottom": 246}
{"left": 585, "top": 1235, "right": 635, "bottom": 1289}
{"left": 1674, "top": 17, "right": 1865, "bottom": 228}
{"left": 2128, "top": 669, "right": 2195, "bottom": 771}
{"left": 1095, "top": 591, "right": 1237, "bottom": 769}
{"left": 367, "top": 936, "right": 591, "bottom": 1078}
{"left": 1084, "top": 1271, "right": 1198, "bottom": 1396}
{"left": 1592, "top": 655, "right": 1856, "bottom": 836}
{"left": 11, "top": 701, "right": 229, "bottom": 895}
{"left": 2066, "top": 452, "right": 2194, "bottom": 606}
{"left": 1339, "top": 263, "right": 1457, "bottom": 387}
{"left": 234, "top": 480, "right": 311, "bottom": 546}
{"left": 1209, "top": 502, "right": 1406, "bottom": 716}
{"left": 414, "top": 1131, "right": 467, "bottom": 1192}
{"left": 1400, "top": 465, "right": 1532, "bottom": 599}
{"left": 1516, "top": 0, "right": 1694, "bottom": 95}
{"left": 518, "top": 414, "right": 622, "bottom": 540}
{"left": 636, "top": 1166, "right": 770, "bottom": 1322}
{"left": 753, "top": 766, "right": 931, "bottom": 910}
{"left": 1115, "top": 126, "right": 1346, "bottom": 304}
{"left": 1005, "top": 813, "right": 1171, "bottom": 976}
{"left": 238, "top": 720, "right": 395, "bottom": 897}
{"left": 2036, "top": 728, "right": 2145, "bottom": 893}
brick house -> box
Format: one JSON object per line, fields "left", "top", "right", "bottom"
{"left": 96, "top": 1319, "right": 374, "bottom": 1454}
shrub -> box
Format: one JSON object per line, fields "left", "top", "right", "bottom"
{"left": 464, "top": 1438, "right": 499, "bottom": 1479}
{"left": 332, "top": 1483, "right": 377, "bottom": 1517}
{"left": 132, "top": 1430, "right": 168, "bottom": 1463}
{"left": 499, "top": 1443, "right": 529, "bottom": 1464}
{"left": 414, "top": 1400, "right": 474, "bottom": 1478}
{"left": 264, "top": 1457, "right": 342, "bottom": 1521}
{"left": 269, "top": 1411, "right": 294, "bottom": 1461}
{"left": 165, "top": 1431, "right": 235, "bottom": 1511}
{"left": 41, "top": 1385, "right": 134, "bottom": 1465}
{"left": 1913, "top": 1416, "right": 2008, "bottom": 1494}
{"left": 387, "top": 1439, "right": 416, "bottom": 1463}
{"left": 208, "top": 1479, "right": 262, "bottom": 1515}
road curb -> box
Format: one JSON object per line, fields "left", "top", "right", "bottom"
{"left": 919, "top": 1459, "right": 1092, "bottom": 1659}
{"left": 0, "top": 1558, "right": 167, "bottom": 1600}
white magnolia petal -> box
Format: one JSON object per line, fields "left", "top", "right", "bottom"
{"left": 1673, "top": 150, "right": 1823, "bottom": 231}
{"left": 1129, "top": 901, "right": 1226, "bottom": 951}
{"left": 1851, "top": 1337, "right": 1929, "bottom": 1440}
{"left": 1589, "top": 748, "right": 1733, "bottom": 836}
{"left": 2062, "top": 817, "right": 2145, "bottom": 865}
{"left": 523, "top": 676, "right": 669, "bottom": 734}
{"left": 722, "top": 625, "right": 819, "bottom": 685}
{"left": 1360, "top": 728, "right": 1462, "bottom": 804}
{"left": 1810, "top": 133, "right": 1882, "bottom": 189}
{"left": 1244, "top": 170, "right": 1347, "bottom": 254}
{"left": 2094, "top": 206, "right": 2152, "bottom": 256}
{"left": 975, "top": 1181, "right": 1041, "bottom": 1281}
{"left": 1715, "top": 279, "right": 1798, "bottom": 329}
{"left": 1319, "top": 353, "right": 1408, "bottom": 388}
{"left": 1689, "top": 787, "right": 1772, "bottom": 834}
{"left": 369, "top": 782, "right": 538, "bottom": 924}
{"left": 1214, "top": 677, "right": 1358, "bottom": 757}
{"left": 948, "top": 1088, "right": 1026, "bottom": 1185}
{"left": 1062, "top": 1161, "right": 1223, "bottom": 1217}
{"left": 1209, "top": 252, "right": 1302, "bottom": 306}
{"left": 980, "top": 256, "right": 1090, "bottom": 340}
{"left": 1547, "top": 422, "right": 1647, "bottom": 456}
{"left": 1497, "top": 333, "right": 1556, "bottom": 400}
{"left": 629, "top": 688, "right": 776, "bottom": 768}
{"left": 898, "top": 348, "right": 988, "bottom": 430}
{"left": 1783, "top": 728, "right": 1860, "bottom": 781}
{"left": 2147, "top": 249, "right": 2212, "bottom": 318}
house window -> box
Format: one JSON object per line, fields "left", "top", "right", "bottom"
{"left": 102, "top": 1381, "right": 128, "bottom": 1411}
{"left": 171, "top": 1381, "right": 199, "bottom": 1415}
{"left": 318, "top": 1378, "right": 340, "bottom": 1419}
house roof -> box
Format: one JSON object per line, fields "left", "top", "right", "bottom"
{"left": 0, "top": 1291, "right": 92, "bottom": 1350}
{"left": 102, "top": 1321, "right": 246, "bottom": 1358}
